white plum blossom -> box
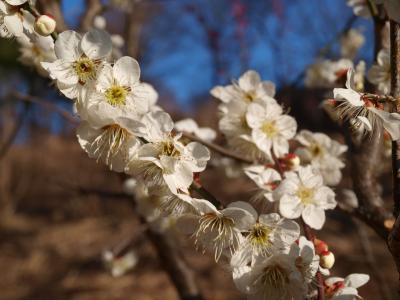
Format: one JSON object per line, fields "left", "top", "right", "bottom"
{"left": 367, "top": 48, "right": 390, "bottom": 94}
{"left": 212, "top": 71, "right": 277, "bottom": 161}
{"left": 77, "top": 114, "right": 144, "bottom": 172}
{"left": 17, "top": 32, "right": 56, "bottom": 76}
{"left": 233, "top": 253, "right": 306, "bottom": 300}
{"left": 333, "top": 69, "right": 400, "bottom": 140}
{"left": 340, "top": 28, "right": 365, "bottom": 60}
{"left": 244, "top": 164, "right": 281, "bottom": 202}
{"left": 211, "top": 70, "right": 275, "bottom": 104}
{"left": 288, "top": 236, "right": 320, "bottom": 283}
{"left": 126, "top": 111, "right": 210, "bottom": 194}
{"left": 325, "top": 273, "right": 369, "bottom": 299}
{"left": 246, "top": 97, "right": 297, "bottom": 159}
{"left": 82, "top": 56, "right": 157, "bottom": 118}
{"left": 231, "top": 207, "right": 300, "bottom": 266}
{"left": 175, "top": 118, "right": 217, "bottom": 142}
{"left": 275, "top": 166, "right": 337, "bottom": 230}
{"left": 0, "top": 1, "right": 34, "bottom": 38}
{"left": 295, "top": 130, "right": 347, "bottom": 186}
{"left": 178, "top": 200, "right": 255, "bottom": 261}
{"left": 41, "top": 29, "right": 112, "bottom": 100}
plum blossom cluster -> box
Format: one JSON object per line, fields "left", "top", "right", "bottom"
{"left": 3, "top": 1, "right": 372, "bottom": 299}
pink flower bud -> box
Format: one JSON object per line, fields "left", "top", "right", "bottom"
{"left": 320, "top": 251, "right": 335, "bottom": 269}
{"left": 314, "top": 238, "right": 329, "bottom": 255}
{"left": 35, "top": 15, "right": 56, "bottom": 36}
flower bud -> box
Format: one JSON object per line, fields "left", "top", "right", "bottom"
{"left": 278, "top": 153, "right": 300, "bottom": 171}
{"left": 320, "top": 251, "right": 335, "bottom": 269}
{"left": 314, "top": 238, "right": 328, "bottom": 255}
{"left": 35, "top": 15, "right": 56, "bottom": 36}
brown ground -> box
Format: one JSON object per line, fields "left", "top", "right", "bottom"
{"left": 0, "top": 132, "right": 397, "bottom": 300}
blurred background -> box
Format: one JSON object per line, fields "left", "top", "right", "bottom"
{"left": 0, "top": 0, "right": 395, "bottom": 299}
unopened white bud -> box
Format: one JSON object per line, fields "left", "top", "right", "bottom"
{"left": 320, "top": 251, "right": 335, "bottom": 269}
{"left": 35, "top": 15, "right": 56, "bottom": 36}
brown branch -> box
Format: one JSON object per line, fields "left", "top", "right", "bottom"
{"left": 80, "top": 0, "right": 104, "bottom": 32}
{"left": 0, "top": 104, "right": 26, "bottom": 161}
{"left": 335, "top": 204, "right": 391, "bottom": 240}
{"left": 348, "top": 127, "right": 392, "bottom": 237}
{"left": 182, "top": 131, "right": 252, "bottom": 164}
{"left": 36, "top": 0, "right": 67, "bottom": 32}
{"left": 389, "top": 20, "right": 400, "bottom": 293}
{"left": 301, "top": 220, "right": 325, "bottom": 300}
{"left": 145, "top": 224, "right": 204, "bottom": 300}
{"left": 71, "top": 181, "right": 204, "bottom": 300}
{"left": 11, "top": 91, "right": 78, "bottom": 125}
{"left": 125, "top": 2, "right": 143, "bottom": 59}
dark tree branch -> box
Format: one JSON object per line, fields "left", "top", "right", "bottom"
{"left": 11, "top": 91, "right": 78, "bottom": 125}
{"left": 389, "top": 20, "right": 400, "bottom": 293}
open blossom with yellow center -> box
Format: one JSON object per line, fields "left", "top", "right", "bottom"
{"left": 230, "top": 204, "right": 299, "bottom": 267}
{"left": 177, "top": 200, "right": 256, "bottom": 262}
{"left": 41, "top": 29, "right": 112, "bottom": 100}
{"left": 82, "top": 56, "right": 158, "bottom": 118}
{"left": 125, "top": 111, "right": 210, "bottom": 195}
{"left": 246, "top": 97, "right": 297, "bottom": 160}
{"left": 275, "top": 166, "right": 336, "bottom": 230}
{"left": 77, "top": 117, "right": 144, "bottom": 172}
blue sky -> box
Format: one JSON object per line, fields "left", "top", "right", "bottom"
{"left": 60, "top": 0, "right": 374, "bottom": 111}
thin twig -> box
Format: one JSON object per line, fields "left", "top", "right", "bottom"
{"left": 11, "top": 91, "right": 78, "bottom": 125}
{"left": 182, "top": 131, "right": 252, "bottom": 164}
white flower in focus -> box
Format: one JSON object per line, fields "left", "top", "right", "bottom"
{"left": 178, "top": 200, "right": 255, "bottom": 261}
{"left": 333, "top": 68, "right": 400, "bottom": 140}
{"left": 347, "top": 0, "right": 370, "bottom": 18}
{"left": 340, "top": 29, "right": 365, "bottom": 60}
{"left": 233, "top": 253, "right": 306, "bottom": 300}
{"left": 295, "top": 130, "right": 347, "bottom": 186}
{"left": 244, "top": 165, "right": 281, "bottom": 202}
{"left": 211, "top": 70, "right": 275, "bottom": 104}
{"left": 175, "top": 118, "right": 217, "bottom": 142}
{"left": 305, "top": 58, "right": 353, "bottom": 88}
{"left": 289, "top": 236, "right": 319, "bottom": 283}
{"left": 126, "top": 111, "right": 210, "bottom": 194}
{"left": 0, "top": 2, "right": 34, "bottom": 38}
{"left": 246, "top": 98, "right": 297, "bottom": 159}
{"left": 275, "top": 166, "right": 337, "bottom": 230}
{"left": 17, "top": 33, "right": 56, "bottom": 76}
{"left": 325, "top": 273, "right": 369, "bottom": 299}
{"left": 77, "top": 112, "right": 145, "bottom": 172}
{"left": 367, "top": 48, "right": 390, "bottom": 94}
{"left": 231, "top": 206, "right": 300, "bottom": 266}
{"left": 41, "top": 29, "right": 112, "bottom": 100}
{"left": 102, "top": 250, "right": 138, "bottom": 277}
{"left": 84, "top": 56, "right": 156, "bottom": 117}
